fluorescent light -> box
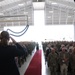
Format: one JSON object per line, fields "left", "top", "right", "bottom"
{"left": 18, "top": 3, "right": 24, "bottom": 6}
{"left": 49, "top": 11, "right": 53, "bottom": 13}
{"left": 48, "top": 16, "right": 51, "bottom": 18}
{"left": 24, "top": 12, "right": 28, "bottom": 14}
{"left": 51, "top": 2, "right": 57, "bottom": 5}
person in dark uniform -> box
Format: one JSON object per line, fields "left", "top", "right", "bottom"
{"left": 36, "top": 43, "right": 39, "bottom": 51}
{"left": 70, "top": 47, "right": 75, "bottom": 75}
{"left": 0, "top": 31, "right": 25, "bottom": 75}
{"left": 45, "top": 43, "right": 51, "bottom": 66}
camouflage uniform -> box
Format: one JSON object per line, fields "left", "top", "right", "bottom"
{"left": 48, "top": 51, "right": 58, "bottom": 75}
{"left": 59, "top": 51, "right": 69, "bottom": 75}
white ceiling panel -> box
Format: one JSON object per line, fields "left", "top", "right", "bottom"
{"left": 0, "top": 0, "right": 75, "bottom": 30}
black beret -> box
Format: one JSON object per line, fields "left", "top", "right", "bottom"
{"left": 1, "top": 31, "right": 9, "bottom": 40}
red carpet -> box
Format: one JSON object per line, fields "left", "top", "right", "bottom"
{"left": 24, "top": 50, "right": 42, "bottom": 75}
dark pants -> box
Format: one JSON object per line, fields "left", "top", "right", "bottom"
{"left": 72, "top": 69, "right": 75, "bottom": 75}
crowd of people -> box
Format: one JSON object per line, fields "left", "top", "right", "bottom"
{"left": 42, "top": 41, "right": 75, "bottom": 75}
{"left": 1, "top": 30, "right": 75, "bottom": 75}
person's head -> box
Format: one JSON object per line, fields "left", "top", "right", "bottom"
{"left": 47, "top": 43, "right": 51, "bottom": 48}
{"left": 0, "top": 31, "right": 10, "bottom": 45}
{"left": 51, "top": 48, "right": 55, "bottom": 53}
{"left": 62, "top": 47, "right": 66, "bottom": 52}
{"left": 61, "top": 44, "right": 65, "bottom": 48}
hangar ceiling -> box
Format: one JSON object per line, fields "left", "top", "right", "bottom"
{"left": 0, "top": 0, "right": 75, "bottom": 30}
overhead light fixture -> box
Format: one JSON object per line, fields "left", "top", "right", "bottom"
{"left": 18, "top": 3, "right": 24, "bottom": 6}
{"left": 24, "top": 12, "right": 28, "bottom": 14}
{"left": 48, "top": 16, "right": 51, "bottom": 18}
{"left": 51, "top": 2, "right": 57, "bottom": 5}
{"left": 49, "top": 11, "right": 53, "bottom": 13}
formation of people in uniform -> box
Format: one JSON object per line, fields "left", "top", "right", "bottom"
{"left": 43, "top": 42, "right": 75, "bottom": 75}
{"left": 0, "top": 30, "right": 75, "bottom": 75}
